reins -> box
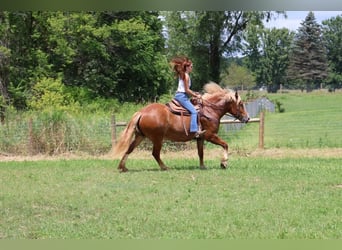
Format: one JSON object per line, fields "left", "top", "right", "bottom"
{"left": 200, "top": 97, "right": 226, "bottom": 112}
{"left": 200, "top": 96, "right": 240, "bottom": 121}
{"left": 224, "top": 113, "right": 238, "bottom": 121}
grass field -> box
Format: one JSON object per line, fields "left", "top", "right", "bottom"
{"left": 265, "top": 92, "right": 342, "bottom": 148}
{"left": 218, "top": 91, "right": 342, "bottom": 150}
{"left": 1, "top": 92, "right": 342, "bottom": 239}
{"left": 0, "top": 156, "right": 341, "bottom": 239}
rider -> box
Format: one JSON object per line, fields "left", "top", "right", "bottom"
{"left": 170, "top": 56, "right": 206, "bottom": 138}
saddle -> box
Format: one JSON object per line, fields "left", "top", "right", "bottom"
{"left": 165, "top": 98, "right": 203, "bottom": 137}
{"left": 165, "top": 98, "right": 201, "bottom": 116}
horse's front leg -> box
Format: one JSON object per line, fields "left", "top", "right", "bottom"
{"left": 207, "top": 134, "right": 229, "bottom": 169}
{"left": 196, "top": 138, "right": 206, "bottom": 169}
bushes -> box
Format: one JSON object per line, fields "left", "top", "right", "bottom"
{"left": 29, "top": 110, "right": 83, "bottom": 155}
{"left": 28, "top": 77, "right": 79, "bottom": 112}
{"left": 0, "top": 110, "right": 112, "bottom": 156}
{"left": 0, "top": 75, "right": 146, "bottom": 156}
{"left": 0, "top": 77, "right": 113, "bottom": 155}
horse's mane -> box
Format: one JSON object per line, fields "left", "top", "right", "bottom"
{"left": 202, "top": 82, "right": 237, "bottom": 102}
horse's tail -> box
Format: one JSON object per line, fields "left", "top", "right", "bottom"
{"left": 112, "top": 112, "right": 142, "bottom": 158}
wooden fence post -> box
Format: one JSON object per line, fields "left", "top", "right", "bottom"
{"left": 111, "top": 114, "right": 116, "bottom": 151}
{"left": 258, "top": 111, "right": 265, "bottom": 149}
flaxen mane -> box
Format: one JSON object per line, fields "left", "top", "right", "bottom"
{"left": 202, "top": 82, "right": 237, "bottom": 102}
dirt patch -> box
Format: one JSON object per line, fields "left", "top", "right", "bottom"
{"left": 249, "top": 148, "right": 342, "bottom": 159}
{"left": 0, "top": 148, "right": 342, "bottom": 162}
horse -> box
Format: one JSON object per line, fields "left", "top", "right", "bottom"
{"left": 113, "top": 82, "right": 250, "bottom": 172}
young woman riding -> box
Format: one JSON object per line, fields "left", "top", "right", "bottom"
{"left": 170, "top": 56, "right": 206, "bottom": 138}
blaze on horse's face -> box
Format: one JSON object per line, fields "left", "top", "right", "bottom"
{"left": 231, "top": 91, "right": 250, "bottom": 123}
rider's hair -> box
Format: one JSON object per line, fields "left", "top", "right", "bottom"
{"left": 170, "top": 56, "right": 192, "bottom": 81}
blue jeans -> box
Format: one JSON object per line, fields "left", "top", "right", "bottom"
{"left": 174, "top": 92, "right": 198, "bottom": 132}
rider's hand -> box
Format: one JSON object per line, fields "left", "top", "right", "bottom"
{"left": 193, "top": 92, "right": 201, "bottom": 99}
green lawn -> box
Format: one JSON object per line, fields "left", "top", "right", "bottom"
{"left": 1, "top": 92, "right": 342, "bottom": 239}
{"left": 219, "top": 91, "right": 342, "bottom": 150}
{"left": 1, "top": 157, "right": 341, "bottom": 239}
{"left": 265, "top": 92, "right": 342, "bottom": 148}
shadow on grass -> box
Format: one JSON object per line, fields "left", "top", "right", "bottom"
{"left": 112, "top": 158, "right": 224, "bottom": 172}
{"left": 120, "top": 164, "right": 225, "bottom": 173}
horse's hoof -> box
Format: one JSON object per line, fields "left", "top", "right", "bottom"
{"left": 220, "top": 162, "right": 228, "bottom": 169}
{"left": 161, "top": 166, "right": 169, "bottom": 171}
{"left": 119, "top": 167, "right": 128, "bottom": 173}
{"left": 200, "top": 165, "right": 207, "bottom": 170}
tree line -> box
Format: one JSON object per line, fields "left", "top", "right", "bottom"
{"left": 0, "top": 11, "right": 341, "bottom": 119}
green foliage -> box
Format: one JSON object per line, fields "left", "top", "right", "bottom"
{"left": 28, "top": 77, "right": 79, "bottom": 112}
{"left": 158, "top": 93, "right": 174, "bottom": 104}
{"left": 220, "top": 62, "right": 256, "bottom": 90}
{"left": 163, "top": 11, "right": 278, "bottom": 89}
{"left": 0, "top": 45, "right": 10, "bottom": 59}
{"left": 287, "top": 12, "right": 329, "bottom": 91}
{"left": 2, "top": 10, "right": 342, "bottom": 117}
{"left": 274, "top": 99, "right": 285, "bottom": 113}
{"left": 326, "top": 73, "right": 342, "bottom": 91}
{"left": 322, "top": 15, "right": 342, "bottom": 90}
{"left": 113, "top": 18, "right": 171, "bottom": 102}
{"left": 244, "top": 26, "right": 294, "bottom": 92}
{"left": 0, "top": 11, "right": 171, "bottom": 112}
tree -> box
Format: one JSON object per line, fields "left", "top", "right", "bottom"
{"left": 322, "top": 15, "right": 342, "bottom": 90}
{"left": 0, "top": 12, "right": 11, "bottom": 123}
{"left": 0, "top": 11, "right": 172, "bottom": 109}
{"left": 0, "top": 12, "right": 49, "bottom": 118}
{"left": 163, "top": 11, "right": 282, "bottom": 90}
{"left": 243, "top": 25, "right": 261, "bottom": 75}
{"left": 244, "top": 26, "right": 294, "bottom": 92}
{"left": 109, "top": 13, "right": 171, "bottom": 102}
{"left": 287, "top": 11, "right": 329, "bottom": 91}
{"left": 220, "top": 62, "right": 256, "bottom": 90}
{"left": 49, "top": 11, "right": 171, "bottom": 102}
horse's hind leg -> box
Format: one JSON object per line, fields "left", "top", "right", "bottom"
{"left": 151, "top": 140, "right": 169, "bottom": 171}
{"left": 197, "top": 138, "right": 207, "bottom": 169}
{"left": 118, "top": 135, "right": 144, "bottom": 172}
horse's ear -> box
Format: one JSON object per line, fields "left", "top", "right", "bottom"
{"left": 235, "top": 91, "right": 239, "bottom": 100}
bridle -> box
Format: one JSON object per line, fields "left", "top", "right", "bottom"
{"left": 200, "top": 96, "right": 243, "bottom": 121}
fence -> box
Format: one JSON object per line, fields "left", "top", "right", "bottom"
{"left": 0, "top": 98, "right": 270, "bottom": 156}
{"left": 2, "top": 93, "right": 341, "bottom": 156}
{"left": 220, "top": 112, "right": 264, "bottom": 149}
{"left": 0, "top": 112, "right": 113, "bottom": 156}
{"left": 111, "top": 111, "right": 265, "bottom": 151}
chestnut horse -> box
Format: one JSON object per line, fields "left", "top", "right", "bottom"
{"left": 113, "top": 82, "right": 249, "bottom": 172}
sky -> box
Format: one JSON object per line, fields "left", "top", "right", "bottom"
{"left": 263, "top": 11, "right": 342, "bottom": 31}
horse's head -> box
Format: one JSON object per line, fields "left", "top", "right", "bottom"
{"left": 228, "top": 91, "right": 250, "bottom": 123}
{"left": 203, "top": 82, "right": 250, "bottom": 123}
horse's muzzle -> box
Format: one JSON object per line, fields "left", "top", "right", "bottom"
{"left": 241, "top": 116, "right": 250, "bottom": 123}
